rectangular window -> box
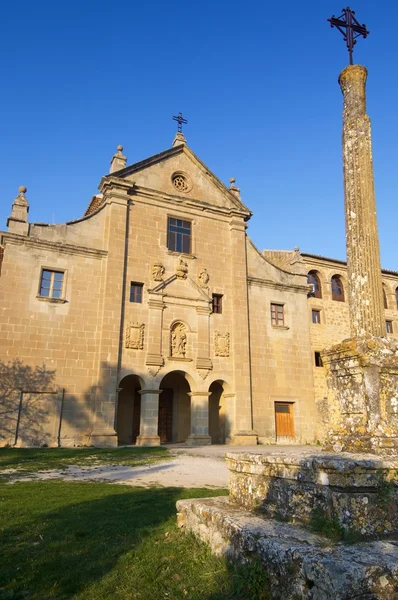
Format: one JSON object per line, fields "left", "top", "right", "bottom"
{"left": 386, "top": 320, "right": 393, "bottom": 334}
{"left": 312, "top": 309, "right": 321, "bottom": 324}
{"left": 130, "top": 282, "right": 143, "bottom": 303}
{"left": 39, "top": 269, "right": 64, "bottom": 299}
{"left": 212, "top": 294, "right": 223, "bottom": 314}
{"left": 167, "top": 217, "right": 191, "bottom": 253}
{"left": 314, "top": 351, "right": 323, "bottom": 367}
{"left": 271, "top": 303, "right": 284, "bottom": 327}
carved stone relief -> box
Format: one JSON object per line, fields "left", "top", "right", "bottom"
{"left": 198, "top": 267, "right": 209, "bottom": 288}
{"left": 171, "top": 322, "right": 187, "bottom": 357}
{"left": 176, "top": 259, "right": 188, "bottom": 279}
{"left": 125, "top": 322, "right": 145, "bottom": 349}
{"left": 152, "top": 261, "right": 165, "bottom": 281}
{"left": 214, "top": 330, "right": 230, "bottom": 357}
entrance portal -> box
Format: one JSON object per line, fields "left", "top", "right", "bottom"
{"left": 117, "top": 375, "right": 141, "bottom": 445}
{"left": 275, "top": 402, "right": 295, "bottom": 441}
{"left": 159, "top": 372, "right": 191, "bottom": 443}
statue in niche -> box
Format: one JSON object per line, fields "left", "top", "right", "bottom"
{"left": 198, "top": 267, "right": 209, "bottom": 288}
{"left": 152, "top": 260, "right": 165, "bottom": 281}
{"left": 171, "top": 323, "right": 187, "bottom": 357}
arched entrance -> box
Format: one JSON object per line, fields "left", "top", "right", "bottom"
{"left": 159, "top": 371, "right": 191, "bottom": 443}
{"left": 117, "top": 375, "right": 142, "bottom": 445}
{"left": 209, "top": 380, "right": 230, "bottom": 444}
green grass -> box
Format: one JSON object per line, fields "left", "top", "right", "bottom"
{"left": 0, "top": 447, "right": 170, "bottom": 476}
{"left": 0, "top": 481, "right": 270, "bottom": 600}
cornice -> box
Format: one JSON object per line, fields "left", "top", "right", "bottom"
{"left": 248, "top": 276, "right": 308, "bottom": 294}
{"left": 0, "top": 232, "right": 107, "bottom": 259}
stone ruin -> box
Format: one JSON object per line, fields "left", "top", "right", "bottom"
{"left": 175, "top": 56, "right": 398, "bottom": 600}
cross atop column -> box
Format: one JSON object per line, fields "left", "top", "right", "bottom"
{"left": 328, "top": 7, "right": 369, "bottom": 65}
{"left": 172, "top": 112, "right": 188, "bottom": 133}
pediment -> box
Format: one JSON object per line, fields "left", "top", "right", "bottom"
{"left": 108, "top": 145, "right": 251, "bottom": 217}
{"left": 150, "top": 274, "right": 211, "bottom": 304}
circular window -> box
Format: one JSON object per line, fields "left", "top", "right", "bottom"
{"left": 171, "top": 171, "right": 192, "bottom": 193}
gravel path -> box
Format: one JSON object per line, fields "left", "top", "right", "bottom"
{"left": 5, "top": 445, "right": 314, "bottom": 488}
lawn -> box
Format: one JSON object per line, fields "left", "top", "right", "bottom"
{"left": 0, "top": 446, "right": 169, "bottom": 476}
{"left": 0, "top": 481, "right": 270, "bottom": 600}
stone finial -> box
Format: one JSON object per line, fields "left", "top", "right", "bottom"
{"left": 7, "top": 186, "right": 29, "bottom": 235}
{"left": 110, "top": 145, "right": 127, "bottom": 173}
{"left": 229, "top": 177, "right": 241, "bottom": 200}
{"left": 172, "top": 131, "right": 187, "bottom": 147}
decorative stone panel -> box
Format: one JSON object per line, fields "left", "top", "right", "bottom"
{"left": 215, "top": 331, "right": 230, "bottom": 357}
{"left": 125, "top": 322, "right": 144, "bottom": 349}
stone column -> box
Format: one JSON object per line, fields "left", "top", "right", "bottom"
{"left": 186, "top": 392, "right": 211, "bottom": 445}
{"left": 340, "top": 65, "right": 385, "bottom": 338}
{"left": 136, "top": 389, "right": 161, "bottom": 446}
{"left": 195, "top": 305, "right": 212, "bottom": 373}
{"left": 145, "top": 294, "right": 164, "bottom": 375}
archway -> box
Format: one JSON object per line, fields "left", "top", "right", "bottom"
{"left": 117, "top": 375, "right": 142, "bottom": 445}
{"left": 159, "top": 371, "right": 191, "bottom": 443}
{"left": 208, "top": 380, "right": 230, "bottom": 444}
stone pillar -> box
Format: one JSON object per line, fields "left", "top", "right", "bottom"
{"left": 195, "top": 305, "right": 212, "bottom": 374}
{"left": 110, "top": 145, "right": 127, "bottom": 173}
{"left": 136, "top": 389, "right": 161, "bottom": 446}
{"left": 186, "top": 392, "right": 211, "bottom": 445}
{"left": 7, "top": 186, "right": 29, "bottom": 235}
{"left": 145, "top": 295, "right": 164, "bottom": 375}
{"left": 340, "top": 65, "right": 385, "bottom": 338}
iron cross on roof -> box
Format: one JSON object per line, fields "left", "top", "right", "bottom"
{"left": 328, "top": 7, "right": 369, "bottom": 65}
{"left": 172, "top": 112, "right": 188, "bottom": 133}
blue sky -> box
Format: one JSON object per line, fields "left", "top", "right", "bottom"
{"left": 1, "top": 1, "right": 397, "bottom": 268}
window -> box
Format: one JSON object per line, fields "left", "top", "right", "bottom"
{"left": 39, "top": 269, "right": 64, "bottom": 299}
{"left": 383, "top": 287, "right": 388, "bottom": 309}
{"left": 386, "top": 320, "right": 393, "bottom": 334}
{"left": 314, "top": 352, "right": 323, "bottom": 367}
{"left": 212, "top": 294, "right": 223, "bottom": 314}
{"left": 130, "top": 282, "right": 143, "bottom": 303}
{"left": 395, "top": 287, "right": 398, "bottom": 310}
{"left": 312, "top": 309, "right": 321, "bottom": 324}
{"left": 331, "top": 275, "right": 345, "bottom": 302}
{"left": 167, "top": 217, "right": 191, "bottom": 253}
{"left": 271, "top": 303, "right": 284, "bottom": 327}
{"left": 307, "top": 271, "right": 322, "bottom": 299}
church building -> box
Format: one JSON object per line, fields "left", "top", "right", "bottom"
{"left": 1, "top": 130, "right": 397, "bottom": 447}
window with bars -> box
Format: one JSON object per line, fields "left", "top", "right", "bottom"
{"left": 130, "top": 282, "right": 143, "bottom": 303}
{"left": 39, "top": 269, "right": 64, "bottom": 299}
{"left": 167, "top": 217, "right": 192, "bottom": 253}
{"left": 312, "top": 309, "right": 321, "bottom": 324}
{"left": 212, "top": 294, "right": 223, "bottom": 314}
{"left": 271, "top": 303, "right": 284, "bottom": 327}
{"left": 386, "top": 320, "right": 393, "bottom": 334}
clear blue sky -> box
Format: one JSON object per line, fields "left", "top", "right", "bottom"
{"left": 1, "top": 1, "right": 397, "bottom": 269}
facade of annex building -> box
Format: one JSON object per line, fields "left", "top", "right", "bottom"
{"left": 1, "top": 134, "right": 398, "bottom": 448}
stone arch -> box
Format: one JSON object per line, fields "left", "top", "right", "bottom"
{"left": 208, "top": 379, "right": 233, "bottom": 444}
{"left": 331, "top": 273, "right": 345, "bottom": 302}
{"left": 117, "top": 374, "right": 143, "bottom": 445}
{"left": 307, "top": 270, "right": 322, "bottom": 299}
{"left": 158, "top": 370, "right": 192, "bottom": 443}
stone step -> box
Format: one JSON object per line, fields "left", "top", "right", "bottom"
{"left": 177, "top": 495, "right": 398, "bottom": 599}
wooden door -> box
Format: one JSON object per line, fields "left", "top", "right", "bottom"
{"left": 158, "top": 389, "right": 173, "bottom": 443}
{"left": 275, "top": 402, "right": 295, "bottom": 440}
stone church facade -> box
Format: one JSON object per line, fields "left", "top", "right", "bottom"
{"left": 1, "top": 133, "right": 398, "bottom": 447}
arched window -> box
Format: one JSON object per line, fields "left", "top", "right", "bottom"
{"left": 383, "top": 286, "right": 388, "bottom": 309}
{"left": 395, "top": 287, "right": 398, "bottom": 310}
{"left": 331, "top": 275, "right": 345, "bottom": 302}
{"left": 307, "top": 271, "right": 322, "bottom": 299}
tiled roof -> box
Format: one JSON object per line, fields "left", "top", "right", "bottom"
{"left": 301, "top": 252, "right": 398, "bottom": 277}
{"left": 84, "top": 195, "right": 104, "bottom": 216}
